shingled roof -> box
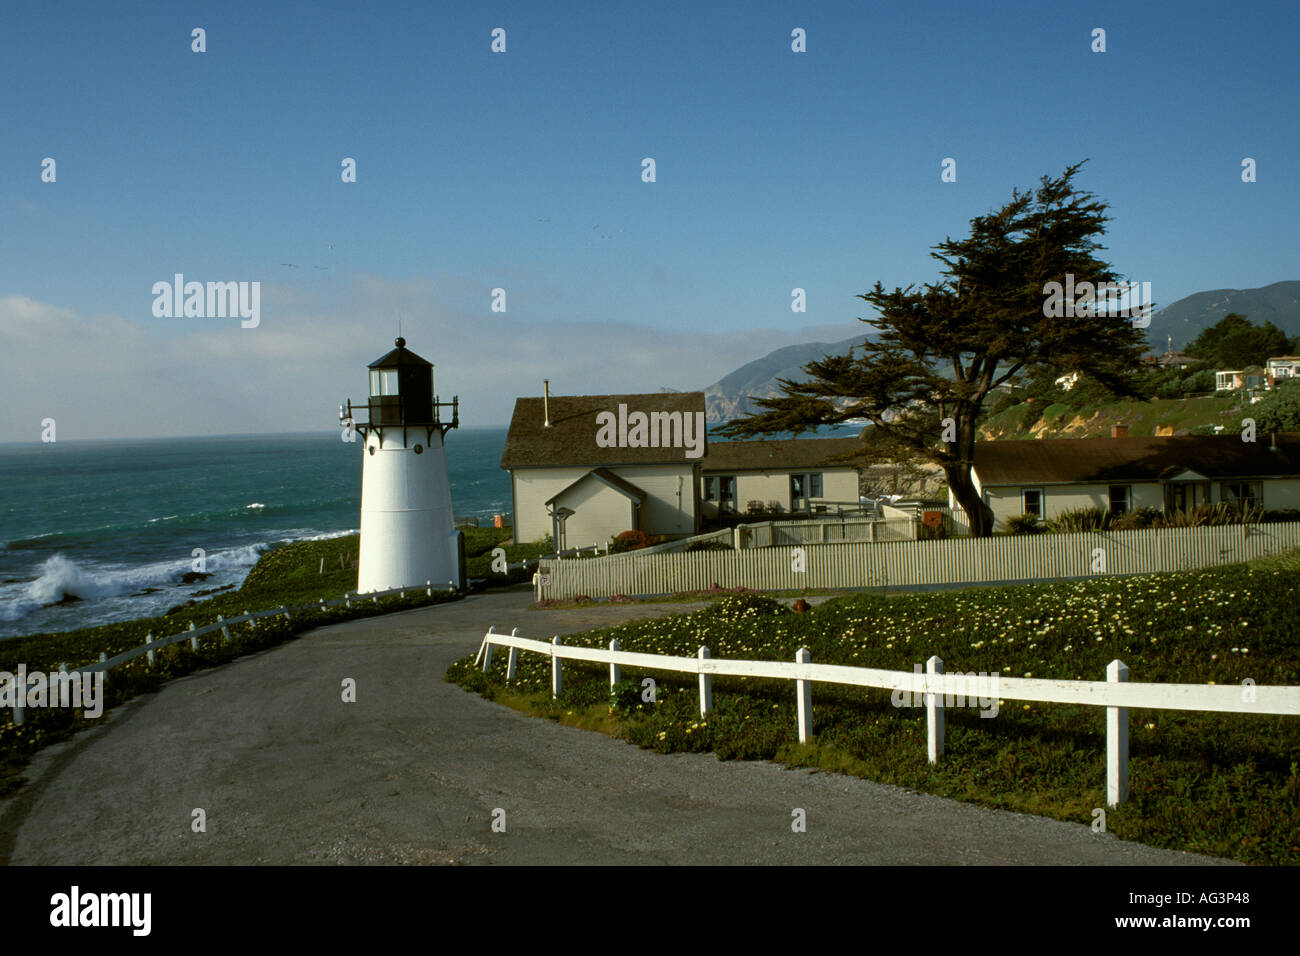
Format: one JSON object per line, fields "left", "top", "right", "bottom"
{"left": 501, "top": 392, "right": 707, "bottom": 468}
{"left": 702, "top": 437, "right": 865, "bottom": 472}
{"left": 972, "top": 434, "right": 1300, "bottom": 485}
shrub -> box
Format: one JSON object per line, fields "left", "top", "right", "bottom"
{"left": 1005, "top": 513, "right": 1044, "bottom": 535}
{"left": 1045, "top": 506, "right": 1110, "bottom": 533}
{"left": 686, "top": 540, "right": 732, "bottom": 552}
{"left": 1110, "top": 506, "right": 1161, "bottom": 530}
{"left": 609, "top": 530, "right": 655, "bottom": 553}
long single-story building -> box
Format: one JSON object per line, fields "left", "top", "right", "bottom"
{"left": 700, "top": 437, "right": 864, "bottom": 518}
{"left": 500, "top": 390, "right": 708, "bottom": 549}
{"left": 950, "top": 432, "right": 1300, "bottom": 532}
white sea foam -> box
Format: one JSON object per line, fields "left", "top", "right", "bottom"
{"left": 0, "top": 544, "right": 270, "bottom": 623}
{"left": 245, "top": 502, "right": 265, "bottom": 510}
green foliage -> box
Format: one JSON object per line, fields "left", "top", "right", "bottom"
{"left": 1186, "top": 313, "right": 1290, "bottom": 369}
{"left": 1044, "top": 506, "right": 1110, "bottom": 532}
{"left": 450, "top": 556, "right": 1300, "bottom": 863}
{"left": 1005, "top": 513, "right": 1044, "bottom": 535}
{"left": 704, "top": 593, "right": 789, "bottom": 619}
{"left": 1251, "top": 380, "right": 1300, "bottom": 432}
{"left": 461, "top": 526, "right": 513, "bottom": 558}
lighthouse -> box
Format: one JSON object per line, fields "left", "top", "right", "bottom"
{"left": 341, "top": 337, "right": 462, "bottom": 593}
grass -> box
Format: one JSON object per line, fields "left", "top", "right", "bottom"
{"left": 447, "top": 557, "right": 1300, "bottom": 864}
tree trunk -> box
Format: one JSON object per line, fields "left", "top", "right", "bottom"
{"left": 946, "top": 463, "right": 994, "bottom": 536}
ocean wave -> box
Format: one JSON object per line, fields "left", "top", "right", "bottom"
{"left": 0, "top": 544, "right": 270, "bottom": 623}
{"left": 245, "top": 502, "right": 265, "bottom": 510}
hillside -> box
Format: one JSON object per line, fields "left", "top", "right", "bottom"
{"left": 1148, "top": 280, "right": 1300, "bottom": 350}
{"left": 705, "top": 335, "right": 866, "bottom": 422}
{"left": 979, "top": 393, "right": 1247, "bottom": 441}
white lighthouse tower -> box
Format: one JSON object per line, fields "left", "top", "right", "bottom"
{"left": 342, "top": 337, "right": 462, "bottom": 593}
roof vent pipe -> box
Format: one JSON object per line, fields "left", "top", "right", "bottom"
{"left": 543, "top": 380, "right": 551, "bottom": 428}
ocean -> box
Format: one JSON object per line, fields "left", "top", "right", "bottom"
{"left": 0, "top": 429, "right": 511, "bottom": 639}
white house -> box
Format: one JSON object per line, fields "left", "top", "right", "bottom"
{"left": 700, "top": 437, "right": 864, "bottom": 519}
{"left": 1267, "top": 356, "right": 1300, "bottom": 382}
{"left": 948, "top": 432, "right": 1300, "bottom": 532}
{"left": 500, "top": 390, "right": 706, "bottom": 549}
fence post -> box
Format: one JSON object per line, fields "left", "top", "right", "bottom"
{"left": 481, "top": 630, "right": 494, "bottom": 672}
{"left": 281, "top": 605, "right": 290, "bottom": 620}
{"left": 551, "top": 636, "right": 563, "bottom": 699}
{"left": 99, "top": 652, "right": 108, "bottom": 685}
{"left": 475, "top": 626, "right": 495, "bottom": 667}
{"left": 609, "top": 639, "right": 621, "bottom": 689}
{"left": 244, "top": 610, "right": 254, "bottom": 631}
{"left": 346, "top": 592, "right": 352, "bottom": 608}
{"left": 926, "top": 655, "right": 944, "bottom": 763}
{"left": 1107, "top": 659, "right": 1130, "bottom": 807}
{"left": 796, "top": 647, "right": 813, "bottom": 742}
{"left": 189, "top": 621, "right": 199, "bottom": 651}
{"left": 506, "top": 630, "right": 519, "bottom": 683}
{"left": 145, "top": 633, "right": 156, "bottom": 667}
{"left": 698, "top": 646, "right": 712, "bottom": 716}
{"left": 427, "top": 580, "right": 432, "bottom": 596}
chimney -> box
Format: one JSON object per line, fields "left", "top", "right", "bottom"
{"left": 1111, "top": 424, "right": 1128, "bottom": 438}
{"left": 543, "top": 380, "right": 551, "bottom": 428}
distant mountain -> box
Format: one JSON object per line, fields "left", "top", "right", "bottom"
{"left": 704, "top": 282, "right": 1300, "bottom": 423}
{"left": 1150, "top": 280, "right": 1300, "bottom": 350}
{"left": 704, "top": 335, "right": 866, "bottom": 423}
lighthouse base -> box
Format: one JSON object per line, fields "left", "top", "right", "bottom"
{"left": 356, "top": 431, "right": 461, "bottom": 593}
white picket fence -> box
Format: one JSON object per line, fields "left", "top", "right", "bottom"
{"left": 474, "top": 627, "right": 1300, "bottom": 807}
{"left": 9, "top": 579, "right": 458, "bottom": 725}
{"left": 534, "top": 521, "right": 1300, "bottom": 600}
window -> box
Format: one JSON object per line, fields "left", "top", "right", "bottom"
{"left": 1108, "top": 485, "right": 1131, "bottom": 515}
{"left": 1022, "top": 488, "right": 1043, "bottom": 517}
{"left": 809, "top": 473, "right": 824, "bottom": 498}
{"left": 369, "top": 368, "right": 399, "bottom": 396}
{"left": 719, "top": 476, "right": 736, "bottom": 506}
{"left": 790, "top": 474, "right": 804, "bottom": 501}
{"left": 704, "top": 476, "right": 736, "bottom": 505}
{"left": 1222, "top": 481, "right": 1261, "bottom": 510}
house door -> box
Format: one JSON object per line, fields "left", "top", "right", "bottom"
{"left": 1166, "top": 482, "right": 1207, "bottom": 514}
{"left": 790, "top": 474, "right": 806, "bottom": 512}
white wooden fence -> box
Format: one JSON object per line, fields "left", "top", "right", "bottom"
{"left": 9, "top": 580, "right": 457, "bottom": 725}
{"left": 535, "top": 521, "right": 1300, "bottom": 600}
{"left": 731, "top": 517, "right": 917, "bottom": 548}
{"left": 474, "top": 627, "right": 1300, "bottom": 807}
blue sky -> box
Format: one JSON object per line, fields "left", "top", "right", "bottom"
{"left": 2, "top": 0, "right": 1297, "bottom": 439}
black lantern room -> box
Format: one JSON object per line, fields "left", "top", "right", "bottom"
{"left": 340, "top": 337, "right": 458, "bottom": 445}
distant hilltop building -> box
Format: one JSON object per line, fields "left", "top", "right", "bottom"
{"left": 341, "top": 337, "right": 463, "bottom": 593}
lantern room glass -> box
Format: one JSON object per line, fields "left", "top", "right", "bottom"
{"left": 369, "top": 368, "right": 399, "bottom": 396}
